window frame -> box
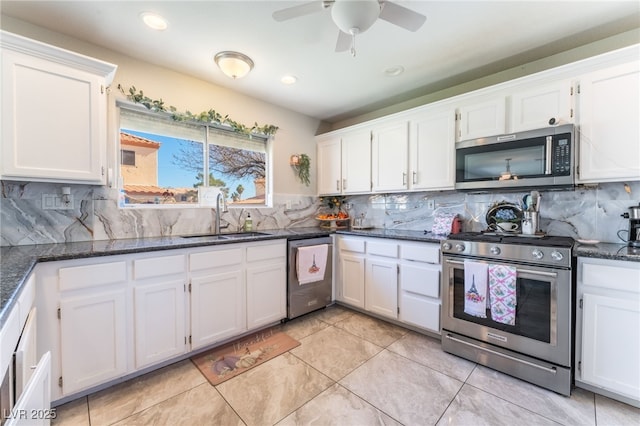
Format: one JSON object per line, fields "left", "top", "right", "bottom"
{"left": 116, "top": 101, "right": 272, "bottom": 209}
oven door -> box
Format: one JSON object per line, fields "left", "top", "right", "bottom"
{"left": 442, "top": 256, "right": 572, "bottom": 366}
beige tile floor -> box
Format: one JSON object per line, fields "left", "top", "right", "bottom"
{"left": 52, "top": 305, "right": 640, "bottom": 426}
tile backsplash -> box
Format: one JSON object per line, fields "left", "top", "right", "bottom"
{"left": 1, "top": 180, "right": 638, "bottom": 246}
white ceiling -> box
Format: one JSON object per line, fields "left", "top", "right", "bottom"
{"left": 2, "top": 1, "right": 639, "bottom": 123}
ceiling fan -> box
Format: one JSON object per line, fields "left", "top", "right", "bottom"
{"left": 272, "top": 0, "right": 427, "bottom": 57}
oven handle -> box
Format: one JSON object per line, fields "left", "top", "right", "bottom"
{"left": 444, "top": 334, "right": 558, "bottom": 375}
{"left": 444, "top": 259, "right": 558, "bottom": 278}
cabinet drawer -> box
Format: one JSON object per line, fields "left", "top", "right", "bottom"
{"left": 400, "top": 243, "right": 440, "bottom": 264}
{"left": 190, "top": 248, "right": 243, "bottom": 271}
{"left": 134, "top": 255, "right": 185, "bottom": 280}
{"left": 59, "top": 261, "right": 127, "bottom": 291}
{"left": 247, "top": 242, "right": 285, "bottom": 262}
{"left": 339, "top": 238, "right": 365, "bottom": 253}
{"left": 367, "top": 241, "right": 398, "bottom": 258}
{"left": 401, "top": 263, "right": 440, "bottom": 298}
{"left": 400, "top": 294, "right": 440, "bottom": 333}
{"left": 580, "top": 260, "right": 640, "bottom": 292}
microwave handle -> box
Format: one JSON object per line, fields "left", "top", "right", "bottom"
{"left": 444, "top": 259, "right": 558, "bottom": 278}
{"left": 545, "top": 136, "right": 553, "bottom": 175}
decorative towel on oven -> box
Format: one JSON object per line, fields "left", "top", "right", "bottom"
{"left": 464, "top": 260, "right": 488, "bottom": 318}
{"left": 488, "top": 264, "right": 517, "bottom": 326}
{"left": 296, "top": 244, "right": 328, "bottom": 285}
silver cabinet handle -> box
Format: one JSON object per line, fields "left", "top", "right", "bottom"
{"left": 412, "top": 171, "right": 417, "bottom": 184}
{"left": 343, "top": 179, "right": 347, "bottom": 190}
{"left": 402, "top": 172, "right": 407, "bottom": 185}
{"left": 336, "top": 180, "right": 340, "bottom": 191}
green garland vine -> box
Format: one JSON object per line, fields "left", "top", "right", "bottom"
{"left": 120, "top": 85, "right": 279, "bottom": 136}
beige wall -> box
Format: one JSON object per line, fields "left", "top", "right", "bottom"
{"left": 0, "top": 15, "right": 322, "bottom": 197}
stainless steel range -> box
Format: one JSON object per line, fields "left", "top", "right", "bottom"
{"left": 441, "top": 232, "right": 575, "bottom": 395}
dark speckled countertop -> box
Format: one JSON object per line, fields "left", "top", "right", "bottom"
{"left": 2, "top": 227, "right": 638, "bottom": 328}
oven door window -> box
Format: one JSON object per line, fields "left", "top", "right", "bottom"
{"left": 452, "top": 267, "right": 554, "bottom": 343}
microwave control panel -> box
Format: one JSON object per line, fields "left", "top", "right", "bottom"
{"left": 552, "top": 136, "right": 571, "bottom": 175}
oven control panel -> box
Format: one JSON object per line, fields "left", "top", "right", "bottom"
{"left": 441, "top": 240, "right": 572, "bottom": 268}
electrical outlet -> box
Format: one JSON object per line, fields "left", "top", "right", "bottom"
{"left": 426, "top": 199, "right": 435, "bottom": 210}
{"left": 286, "top": 200, "right": 292, "bottom": 210}
{"left": 42, "top": 194, "right": 74, "bottom": 210}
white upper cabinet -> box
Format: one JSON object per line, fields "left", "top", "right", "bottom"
{"left": 371, "top": 121, "right": 409, "bottom": 192}
{"left": 577, "top": 60, "right": 640, "bottom": 183}
{"left": 317, "top": 129, "right": 371, "bottom": 195}
{"left": 317, "top": 137, "right": 342, "bottom": 195}
{"left": 456, "top": 97, "right": 506, "bottom": 141}
{"left": 341, "top": 130, "right": 371, "bottom": 194}
{"left": 409, "top": 105, "right": 456, "bottom": 191}
{"left": 0, "top": 31, "right": 117, "bottom": 184}
{"left": 510, "top": 80, "right": 574, "bottom": 132}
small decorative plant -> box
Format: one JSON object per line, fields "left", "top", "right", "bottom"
{"left": 293, "top": 154, "right": 311, "bottom": 186}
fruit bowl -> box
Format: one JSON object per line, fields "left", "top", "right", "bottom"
{"left": 316, "top": 213, "right": 349, "bottom": 229}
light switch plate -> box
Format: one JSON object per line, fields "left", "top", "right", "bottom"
{"left": 42, "top": 194, "right": 74, "bottom": 210}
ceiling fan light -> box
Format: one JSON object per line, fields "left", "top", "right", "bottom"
{"left": 214, "top": 51, "right": 254, "bottom": 79}
{"left": 331, "top": 0, "right": 380, "bottom": 34}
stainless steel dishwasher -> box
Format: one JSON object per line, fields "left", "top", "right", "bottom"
{"left": 287, "top": 236, "right": 333, "bottom": 319}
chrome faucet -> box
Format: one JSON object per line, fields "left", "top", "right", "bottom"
{"left": 215, "top": 192, "right": 229, "bottom": 234}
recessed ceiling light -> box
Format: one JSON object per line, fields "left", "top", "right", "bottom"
{"left": 140, "top": 12, "right": 168, "bottom": 31}
{"left": 281, "top": 75, "right": 297, "bottom": 85}
{"left": 384, "top": 66, "right": 405, "bottom": 77}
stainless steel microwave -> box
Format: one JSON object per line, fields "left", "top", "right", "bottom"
{"left": 455, "top": 124, "right": 575, "bottom": 191}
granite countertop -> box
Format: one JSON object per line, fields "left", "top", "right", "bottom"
{"left": 3, "top": 227, "right": 638, "bottom": 328}
{"left": 574, "top": 241, "right": 640, "bottom": 262}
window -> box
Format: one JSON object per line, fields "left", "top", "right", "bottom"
{"left": 118, "top": 102, "right": 270, "bottom": 207}
{"left": 121, "top": 149, "right": 136, "bottom": 166}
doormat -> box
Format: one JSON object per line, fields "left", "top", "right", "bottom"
{"left": 191, "top": 327, "right": 300, "bottom": 386}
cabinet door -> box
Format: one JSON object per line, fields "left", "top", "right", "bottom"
{"left": 7, "top": 352, "right": 51, "bottom": 426}
{"left": 246, "top": 262, "right": 286, "bottom": 329}
{"left": 1, "top": 49, "right": 106, "bottom": 184}
{"left": 317, "top": 137, "right": 342, "bottom": 195}
{"left": 60, "top": 289, "right": 127, "bottom": 395}
{"left": 510, "top": 81, "right": 574, "bottom": 132}
{"left": 581, "top": 293, "right": 640, "bottom": 401}
{"left": 341, "top": 130, "right": 371, "bottom": 193}
{"left": 577, "top": 61, "right": 640, "bottom": 183}
{"left": 371, "top": 121, "right": 409, "bottom": 192}
{"left": 365, "top": 258, "right": 398, "bottom": 319}
{"left": 339, "top": 254, "right": 365, "bottom": 309}
{"left": 399, "top": 263, "right": 441, "bottom": 332}
{"left": 15, "top": 308, "right": 38, "bottom": 398}
{"left": 134, "top": 279, "right": 186, "bottom": 369}
{"left": 457, "top": 97, "right": 506, "bottom": 141}
{"left": 191, "top": 271, "right": 245, "bottom": 350}
{"left": 409, "top": 108, "right": 456, "bottom": 191}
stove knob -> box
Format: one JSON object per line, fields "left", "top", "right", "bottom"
{"left": 532, "top": 249, "right": 544, "bottom": 260}
{"left": 490, "top": 246, "right": 501, "bottom": 255}
{"left": 442, "top": 242, "right": 452, "bottom": 250}
{"left": 551, "top": 251, "right": 564, "bottom": 261}
{"left": 455, "top": 243, "right": 466, "bottom": 252}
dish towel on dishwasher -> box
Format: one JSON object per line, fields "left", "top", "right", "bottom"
{"left": 488, "top": 264, "right": 517, "bottom": 326}
{"left": 296, "top": 244, "right": 328, "bottom": 285}
{"left": 464, "top": 260, "right": 488, "bottom": 318}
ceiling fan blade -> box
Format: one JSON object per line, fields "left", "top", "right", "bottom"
{"left": 378, "top": 1, "right": 426, "bottom": 32}
{"left": 272, "top": 1, "right": 329, "bottom": 22}
{"left": 335, "top": 30, "right": 351, "bottom": 52}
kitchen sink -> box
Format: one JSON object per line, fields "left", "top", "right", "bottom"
{"left": 181, "top": 231, "right": 269, "bottom": 240}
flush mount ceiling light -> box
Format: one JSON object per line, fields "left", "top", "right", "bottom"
{"left": 214, "top": 51, "right": 254, "bottom": 79}
{"left": 281, "top": 75, "right": 297, "bottom": 85}
{"left": 140, "top": 12, "right": 168, "bottom": 31}
{"left": 384, "top": 65, "right": 405, "bottom": 77}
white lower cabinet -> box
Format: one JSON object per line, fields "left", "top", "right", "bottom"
{"left": 34, "top": 239, "right": 287, "bottom": 403}
{"left": 7, "top": 352, "right": 52, "bottom": 426}
{"left": 246, "top": 242, "right": 287, "bottom": 330}
{"left": 337, "top": 235, "right": 441, "bottom": 332}
{"left": 576, "top": 257, "right": 640, "bottom": 406}
{"left": 58, "top": 260, "right": 129, "bottom": 396}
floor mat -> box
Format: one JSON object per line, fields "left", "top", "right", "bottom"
{"left": 191, "top": 327, "right": 300, "bottom": 386}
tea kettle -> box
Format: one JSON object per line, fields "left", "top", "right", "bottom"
{"left": 620, "top": 203, "right": 640, "bottom": 247}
